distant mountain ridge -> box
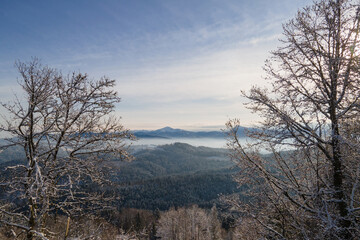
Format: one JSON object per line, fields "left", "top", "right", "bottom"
{"left": 133, "top": 126, "right": 247, "bottom": 139}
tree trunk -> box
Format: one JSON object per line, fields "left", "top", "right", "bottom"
{"left": 27, "top": 204, "right": 36, "bottom": 240}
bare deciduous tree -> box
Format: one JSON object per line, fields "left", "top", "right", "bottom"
{"left": 227, "top": 0, "right": 360, "bottom": 239}
{"left": 0, "top": 59, "right": 133, "bottom": 239}
{"left": 157, "top": 205, "right": 222, "bottom": 240}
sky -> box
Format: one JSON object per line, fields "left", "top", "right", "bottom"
{"left": 0, "top": 0, "right": 312, "bottom": 131}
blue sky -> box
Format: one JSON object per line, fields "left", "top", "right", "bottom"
{"left": 0, "top": 0, "right": 312, "bottom": 130}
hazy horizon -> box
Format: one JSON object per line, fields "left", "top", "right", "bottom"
{"left": 131, "top": 125, "right": 224, "bottom": 131}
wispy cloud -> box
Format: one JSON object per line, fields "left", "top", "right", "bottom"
{"left": 0, "top": 0, "right": 313, "bottom": 131}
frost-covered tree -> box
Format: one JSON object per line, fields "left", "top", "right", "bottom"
{"left": 156, "top": 205, "right": 222, "bottom": 240}
{"left": 209, "top": 205, "right": 222, "bottom": 240}
{"left": 0, "top": 59, "right": 133, "bottom": 239}
{"left": 227, "top": 0, "right": 360, "bottom": 239}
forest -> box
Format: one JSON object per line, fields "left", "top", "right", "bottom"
{"left": 0, "top": 141, "right": 246, "bottom": 239}
{"left": 0, "top": 142, "right": 243, "bottom": 211}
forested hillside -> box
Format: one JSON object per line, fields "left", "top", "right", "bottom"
{"left": 113, "top": 142, "right": 233, "bottom": 181}
{"left": 0, "top": 142, "right": 242, "bottom": 211}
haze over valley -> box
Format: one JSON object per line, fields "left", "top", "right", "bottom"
{"left": 130, "top": 126, "right": 246, "bottom": 148}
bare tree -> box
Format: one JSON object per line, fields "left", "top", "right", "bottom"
{"left": 156, "top": 205, "right": 221, "bottom": 240}
{"left": 0, "top": 59, "right": 133, "bottom": 239}
{"left": 227, "top": 0, "right": 360, "bottom": 239}
{"left": 209, "top": 205, "right": 222, "bottom": 240}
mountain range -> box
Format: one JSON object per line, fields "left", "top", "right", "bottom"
{"left": 132, "top": 126, "right": 247, "bottom": 139}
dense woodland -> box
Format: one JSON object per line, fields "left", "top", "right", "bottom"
{"left": 0, "top": 142, "right": 242, "bottom": 210}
